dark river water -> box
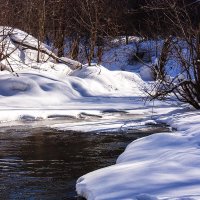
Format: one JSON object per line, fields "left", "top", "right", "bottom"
{"left": 0, "top": 123, "right": 169, "bottom": 200}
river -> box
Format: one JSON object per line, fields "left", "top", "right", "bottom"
{"left": 0, "top": 121, "right": 169, "bottom": 199}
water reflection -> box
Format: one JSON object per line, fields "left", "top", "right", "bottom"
{"left": 0, "top": 125, "right": 168, "bottom": 199}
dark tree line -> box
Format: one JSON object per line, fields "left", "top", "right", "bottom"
{"left": 0, "top": 0, "right": 200, "bottom": 54}
{"left": 0, "top": 0, "right": 160, "bottom": 59}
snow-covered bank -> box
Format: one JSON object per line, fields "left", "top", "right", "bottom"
{"left": 76, "top": 109, "right": 200, "bottom": 200}
{"left": 0, "top": 28, "right": 150, "bottom": 123}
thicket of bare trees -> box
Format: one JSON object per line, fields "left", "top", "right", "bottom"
{"left": 144, "top": 0, "right": 200, "bottom": 109}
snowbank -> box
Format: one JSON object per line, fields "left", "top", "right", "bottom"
{"left": 76, "top": 109, "right": 200, "bottom": 200}
{"left": 0, "top": 65, "right": 145, "bottom": 122}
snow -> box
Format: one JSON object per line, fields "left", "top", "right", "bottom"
{"left": 0, "top": 27, "right": 200, "bottom": 200}
{"left": 139, "top": 65, "right": 154, "bottom": 81}
{"left": 51, "top": 117, "right": 154, "bottom": 133}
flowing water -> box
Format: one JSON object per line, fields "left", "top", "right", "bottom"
{"left": 0, "top": 122, "right": 169, "bottom": 200}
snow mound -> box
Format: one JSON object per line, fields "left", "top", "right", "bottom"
{"left": 0, "top": 72, "right": 81, "bottom": 107}
{"left": 71, "top": 64, "right": 144, "bottom": 96}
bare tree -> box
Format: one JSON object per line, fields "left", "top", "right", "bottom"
{"left": 71, "top": 0, "right": 124, "bottom": 65}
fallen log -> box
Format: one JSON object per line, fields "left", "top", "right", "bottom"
{"left": 9, "top": 34, "right": 82, "bottom": 70}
